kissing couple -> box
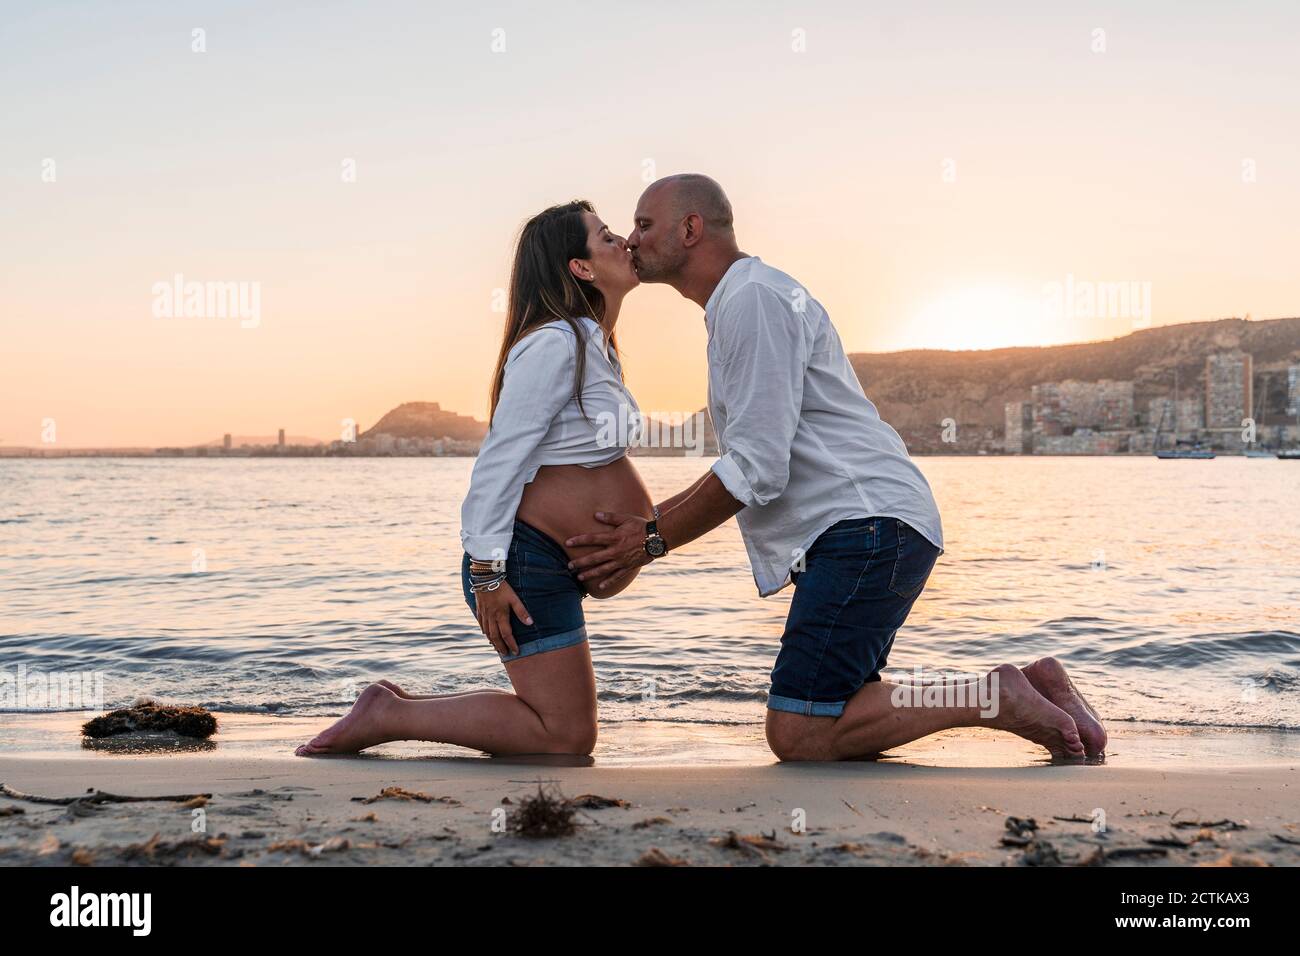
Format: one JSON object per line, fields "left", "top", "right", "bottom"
{"left": 298, "top": 174, "right": 1105, "bottom": 763}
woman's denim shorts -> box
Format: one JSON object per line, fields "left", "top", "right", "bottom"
{"left": 462, "top": 520, "right": 587, "bottom": 662}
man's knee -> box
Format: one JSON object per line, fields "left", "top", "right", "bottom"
{"left": 765, "top": 711, "right": 833, "bottom": 761}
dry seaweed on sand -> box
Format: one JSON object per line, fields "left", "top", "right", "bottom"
{"left": 632, "top": 816, "right": 673, "bottom": 829}
{"left": 1104, "top": 846, "right": 1169, "bottom": 861}
{"left": 267, "top": 836, "right": 351, "bottom": 858}
{"left": 1018, "top": 840, "right": 1063, "bottom": 866}
{"left": 1169, "top": 809, "right": 1248, "bottom": 831}
{"left": 1000, "top": 816, "right": 1040, "bottom": 847}
{"left": 351, "top": 786, "right": 461, "bottom": 806}
{"left": 508, "top": 783, "right": 580, "bottom": 838}
{"left": 81, "top": 701, "right": 218, "bottom": 740}
{"left": 709, "top": 830, "right": 788, "bottom": 863}
{"left": 568, "top": 793, "right": 630, "bottom": 810}
{"left": 120, "top": 834, "right": 228, "bottom": 861}
{"left": 637, "top": 847, "right": 690, "bottom": 867}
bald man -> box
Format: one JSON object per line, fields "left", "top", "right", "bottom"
{"left": 564, "top": 174, "right": 1104, "bottom": 762}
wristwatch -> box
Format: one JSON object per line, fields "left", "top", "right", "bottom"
{"left": 644, "top": 513, "right": 667, "bottom": 559}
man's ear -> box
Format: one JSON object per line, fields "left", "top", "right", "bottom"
{"left": 681, "top": 213, "right": 704, "bottom": 248}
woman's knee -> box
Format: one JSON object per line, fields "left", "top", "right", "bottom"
{"left": 547, "top": 713, "right": 598, "bottom": 755}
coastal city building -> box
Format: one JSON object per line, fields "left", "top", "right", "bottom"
{"left": 1031, "top": 379, "right": 1134, "bottom": 438}
{"left": 1204, "top": 351, "right": 1252, "bottom": 429}
{"left": 1288, "top": 364, "right": 1300, "bottom": 418}
{"left": 1029, "top": 379, "right": 1135, "bottom": 452}
{"left": 1004, "top": 401, "right": 1033, "bottom": 454}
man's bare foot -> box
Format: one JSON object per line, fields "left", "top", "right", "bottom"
{"left": 1022, "top": 657, "right": 1107, "bottom": 757}
{"left": 295, "top": 683, "right": 399, "bottom": 756}
{"left": 987, "top": 664, "right": 1086, "bottom": 759}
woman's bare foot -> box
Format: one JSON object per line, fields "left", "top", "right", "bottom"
{"left": 987, "top": 664, "right": 1086, "bottom": 759}
{"left": 375, "top": 679, "right": 411, "bottom": 699}
{"left": 372, "top": 680, "right": 509, "bottom": 702}
{"left": 1022, "top": 657, "right": 1107, "bottom": 757}
{"left": 295, "top": 683, "right": 400, "bottom": 756}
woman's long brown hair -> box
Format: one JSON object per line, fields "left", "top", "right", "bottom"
{"left": 489, "top": 200, "right": 617, "bottom": 423}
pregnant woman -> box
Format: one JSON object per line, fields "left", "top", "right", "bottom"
{"left": 296, "top": 200, "right": 654, "bottom": 757}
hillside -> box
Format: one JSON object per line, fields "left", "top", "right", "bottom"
{"left": 360, "top": 401, "right": 487, "bottom": 442}
{"left": 850, "top": 317, "right": 1300, "bottom": 450}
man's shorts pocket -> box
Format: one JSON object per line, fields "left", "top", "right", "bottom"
{"left": 887, "top": 520, "right": 939, "bottom": 599}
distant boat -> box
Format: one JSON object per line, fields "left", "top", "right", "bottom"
{"left": 1156, "top": 449, "right": 1215, "bottom": 459}
{"left": 1278, "top": 449, "right": 1300, "bottom": 460}
{"left": 1245, "top": 449, "right": 1277, "bottom": 459}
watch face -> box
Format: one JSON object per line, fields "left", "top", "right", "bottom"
{"left": 646, "top": 537, "right": 667, "bottom": 557}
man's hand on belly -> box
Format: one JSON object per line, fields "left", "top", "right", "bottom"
{"left": 565, "top": 512, "right": 652, "bottom": 591}
{"left": 566, "top": 472, "right": 745, "bottom": 590}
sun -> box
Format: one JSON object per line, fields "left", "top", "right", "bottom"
{"left": 905, "top": 286, "right": 1067, "bottom": 352}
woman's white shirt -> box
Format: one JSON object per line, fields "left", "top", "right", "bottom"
{"left": 460, "top": 316, "right": 640, "bottom": 561}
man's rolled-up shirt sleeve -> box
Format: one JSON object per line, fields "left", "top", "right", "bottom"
{"left": 709, "top": 283, "right": 810, "bottom": 508}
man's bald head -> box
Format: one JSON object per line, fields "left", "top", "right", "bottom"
{"left": 628, "top": 173, "right": 738, "bottom": 285}
{"left": 644, "top": 174, "right": 735, "bottom": 234}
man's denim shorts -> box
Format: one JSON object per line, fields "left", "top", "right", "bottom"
{"left": 767, "top": 516, "right": 940, "bottom": 718}
{"left": 462, "top": 519, "right": 588, "bottom": 663}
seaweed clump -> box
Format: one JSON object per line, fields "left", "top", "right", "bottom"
{"left": 82, "top": 701, "right": 218, "bottom": 740}
{"left": 508, "top": 783, "right": 578, "bottom": 838}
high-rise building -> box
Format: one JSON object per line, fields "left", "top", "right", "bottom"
{"left": 222, "top": 433, "right": 232, "bottom": 450}
{"left": 1004, "top": 401, "right": 1033, "bottom": 453}
{"left": 1204, "top": 351, "right": 1252, "bottom": 428}
{"left": 1288, "top": 365, "right": 1300, "bottom": 418}
{"left": 277, "top": 428, "right": 285, "bottom": 448}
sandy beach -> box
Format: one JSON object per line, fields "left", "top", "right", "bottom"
{"left": 2, "top": 712, "right": 1296, "bottom": 867}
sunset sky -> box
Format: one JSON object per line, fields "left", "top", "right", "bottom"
{"left": 3, "top": 1, "right": 1298, "bottom": 447}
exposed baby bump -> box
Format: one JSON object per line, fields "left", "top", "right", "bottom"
{"left": 517, "top": 458, "right": 652, "bottom": 597}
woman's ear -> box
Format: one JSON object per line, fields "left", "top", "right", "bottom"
{"left": 569, "top": 258, "right": 595, "bottom": 283}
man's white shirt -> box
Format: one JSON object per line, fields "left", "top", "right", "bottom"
{"left": 705, "top": 256, "right": 944, "bottom": 596}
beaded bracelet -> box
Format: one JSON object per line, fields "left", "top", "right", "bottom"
{"left": 469, "top": 573, "right": 507, "bottom": 593}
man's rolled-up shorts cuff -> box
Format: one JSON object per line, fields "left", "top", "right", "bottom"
{"left": 766, "top": 693, "right": 847, "bottom": 717}
{"left": 497, "top": 625, "right": 587, "bottom": 663}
